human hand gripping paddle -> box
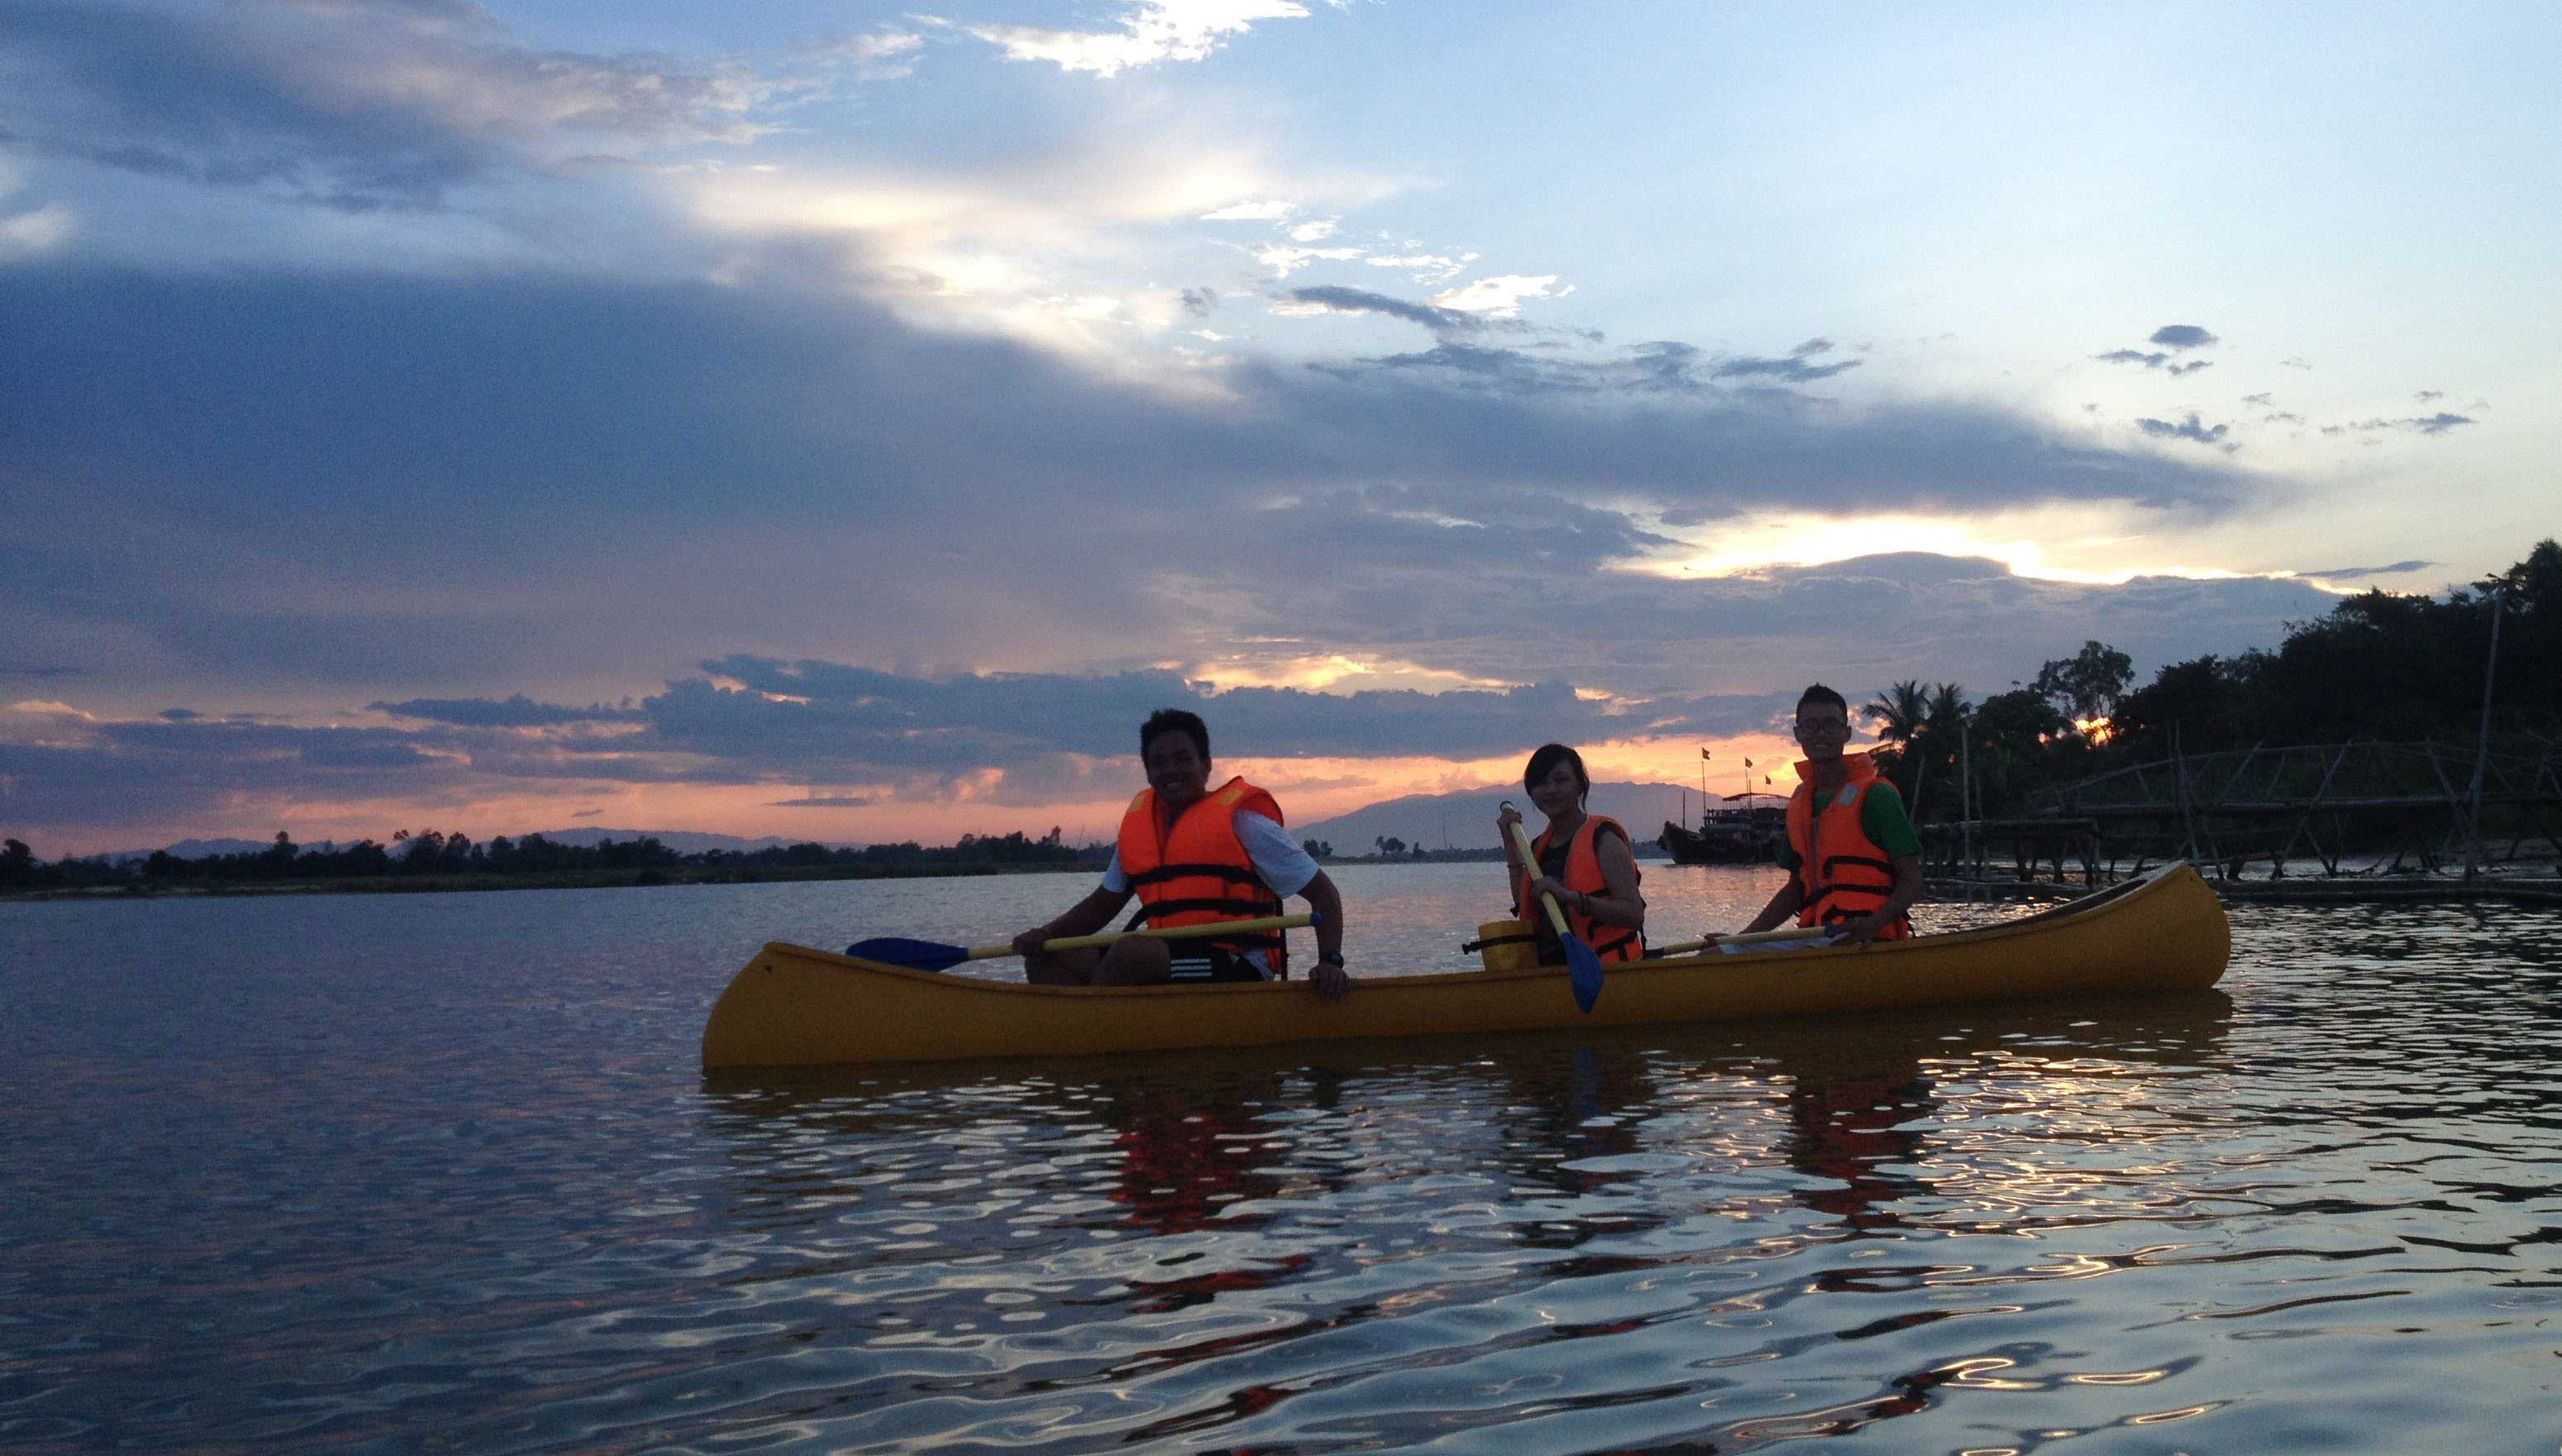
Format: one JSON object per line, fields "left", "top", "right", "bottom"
{"left": 1501, "top": 799, "right": 1605, "bottom": 1013}
{"left": 847, "top": 913, "right": 1314, "bottom": 974}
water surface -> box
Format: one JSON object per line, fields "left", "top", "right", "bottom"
{"left": 4, "top": 864, "right": 2558, "bottom": 1453}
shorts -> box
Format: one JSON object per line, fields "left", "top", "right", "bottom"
{"left": 1166, "top": 946, "right": 1274, "bottom": 984}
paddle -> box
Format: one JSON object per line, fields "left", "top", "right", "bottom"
{"left": 847, "top": 912, "right": 1314, "bottom": 974}
{"left": 1647, "top": 926, "right": 1838, "bottom": 957}
{"left": 1502, "top": 800, "right": 1605, "bottom": 1013}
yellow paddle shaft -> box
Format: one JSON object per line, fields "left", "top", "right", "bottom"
{"left": 1499, "top": 801, "right": 1575, "bottom": 939}
{"left": 967, "top": 912, "right": 1312, "bottom": 960}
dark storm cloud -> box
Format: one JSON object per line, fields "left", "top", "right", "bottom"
{"left": 5, "top": 262, "right": 2267, "bottom": 718}
{"left": 0, "top": 0, "right": 771, "bottom": 210}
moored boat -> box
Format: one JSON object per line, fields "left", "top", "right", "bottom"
{"left": 700, "top": 861, "right": 2229, "bottom": 1070}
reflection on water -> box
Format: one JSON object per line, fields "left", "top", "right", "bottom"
{"left": 3, "top": 870, "right": 2560, "bottom": 1453}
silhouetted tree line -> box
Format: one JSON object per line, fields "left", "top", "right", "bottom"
{"left": 3, "top": 824, "right": 1101, "bottom": 890}
{"left": 1864, "top": 538, "right": 2560, "bottom": 821}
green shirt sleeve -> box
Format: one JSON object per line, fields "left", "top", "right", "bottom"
{"left": 1861, "top": 782, "right": 1923, "bottom": 857}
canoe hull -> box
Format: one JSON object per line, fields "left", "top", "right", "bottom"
{"left": 701, "top": 862, "right": 2230, "bottom": 1070}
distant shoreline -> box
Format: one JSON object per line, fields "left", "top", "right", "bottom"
{"left": 0, "top": 848, "right": 1544, "bottom": 903}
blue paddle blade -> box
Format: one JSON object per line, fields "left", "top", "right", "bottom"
{"left": 844, "top": 936, "right": 967, "bottom": 973}
{"left": 1565, "top": 934, "right": 1604, "bottom": 1013}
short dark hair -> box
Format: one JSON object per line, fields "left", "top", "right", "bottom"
{"left": 1795, "top": 683, "right": 1849, "bottom": 719}
{"left": 1139, "top": 708, "right": 1210, "bottom": 761}
{"left": 1523, "top": 742, "right": 1589, "bottom": 797}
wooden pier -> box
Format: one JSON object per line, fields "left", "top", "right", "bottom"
{"left": 1917, "top": 737, "right": 2562, "bottom": 903}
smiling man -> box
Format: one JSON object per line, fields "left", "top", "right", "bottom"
{"left": 1010, "top": 709, "right": 1352, "bottom": 1000}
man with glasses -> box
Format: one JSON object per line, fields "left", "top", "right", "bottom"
{"left": 1719, "top": 683, "right": 1923, "bottom": 946}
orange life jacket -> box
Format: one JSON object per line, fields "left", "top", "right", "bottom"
{"left": 1517, "top": 814, "right": 1646, "bottom": 962}
{"left": 1785, "top": 753, "right": 1912, "bottom": 939}
{"left": 1118, "top": 776, "right": 1288, "bottom": 975}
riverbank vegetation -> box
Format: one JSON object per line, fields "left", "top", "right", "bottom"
{"left": 1863, "top": 539, "right": 2558, "bottom": 824}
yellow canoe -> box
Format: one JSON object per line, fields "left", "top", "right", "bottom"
{"left": 700, "top": 861, "right": 2229, "bottom": 1070}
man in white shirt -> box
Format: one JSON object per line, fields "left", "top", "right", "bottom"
{"left": 1010, "top": 709, "right": 1351, "bottom": 1000}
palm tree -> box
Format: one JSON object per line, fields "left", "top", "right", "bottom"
{"left": 1917, "top": 682, "right": 1969, "bottom": 821}
{"left": 1864, "top": 680, "right": 1931, "bottom": 803}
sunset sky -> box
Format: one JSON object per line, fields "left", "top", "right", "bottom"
{"left": 5, "top": 1, "right": 2555, "bottom": 855}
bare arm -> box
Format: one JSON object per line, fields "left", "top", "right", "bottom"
{"left": 1010, "top": 884, "right": 1132, "bottom": 956}
{"left": 1297, "top": 869, "right": 1350, "bottom": 1001}
{"left": 1569, "top": 827, "right": 1646, "bottom": 932}
{"left": 1835, "top": 854, "right": 1923, "bottom": 946}
{"left": 1739, "top": 875, "right": 1804, "bottom": 936}
{"left": 1496, "top": 803, "right": 1528, "bottom": 912}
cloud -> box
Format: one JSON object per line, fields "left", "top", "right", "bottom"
{"left": 2100, "top": 326, "right": 2216, "bottom": 372}
{"left": 371, "top": 695, "right": 645, "bottom": 727}
{"left": 4, "top": 263, "right": 2272, "bottom": 729}
{"left": 0, "top": 203, "right": 76, "bottom": 261}
{"left": 2319, "top": 413, "right": 2476, "bottom": 437}
{"left": 2136, "top": 414, "right": 2233, "bottom": 448}
{"left": 1282, "top": 285, "right": 1486, "bottom": 333}
{"left": 1365, "top": 252, "right": 1475, "bottom": 285}
{"left": 806, "top": 28, "right": 924, "bottom": 79}
{"left": 1199, "top": 199, "right": 1296, "bottom": 221}
{"left": 3, "top": 550, "right": 2353, "bottom": 839}
{"left": 1428, "top": 274, "right": 1562, "bottom": 318}
{"left": 1248, "top": 242, "right": 1365, "bottom": 277}
{"left": 1711, "top": 338, "right": 1861, "bottom": 384}
{"left": 2148, "top": 324, "right": 2217, "bottom": 349}
{"left": 0, "top": 0, "right": 788, "bottom": 210}
{"left": 2300, "top": 560, "right": 2431, "bottom": 579}
{"left": 958, "top": 0, "right": 1315, "bottom": 78}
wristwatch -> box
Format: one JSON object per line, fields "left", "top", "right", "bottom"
{"left": 1316, "top": 951, "right": 1347, "bottom": 967}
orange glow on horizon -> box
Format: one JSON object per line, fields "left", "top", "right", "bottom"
{"left": 26, "top": 730, "right": 1850, "bottom": 858}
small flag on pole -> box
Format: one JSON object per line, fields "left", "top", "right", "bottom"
{"left": 1744, "top": 757, "right": 1754, "bottom": 768}
{"left": 1701, "top": 747, "right": 1711, "bottom": 759}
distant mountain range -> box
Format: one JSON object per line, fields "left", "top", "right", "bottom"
{"left": 1293, "top": 780, "right": 1775, "bottom": 854}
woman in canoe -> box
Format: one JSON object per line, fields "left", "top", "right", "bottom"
{"left": 1496, "top": 743, "right": 1647, "bottom": 964}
